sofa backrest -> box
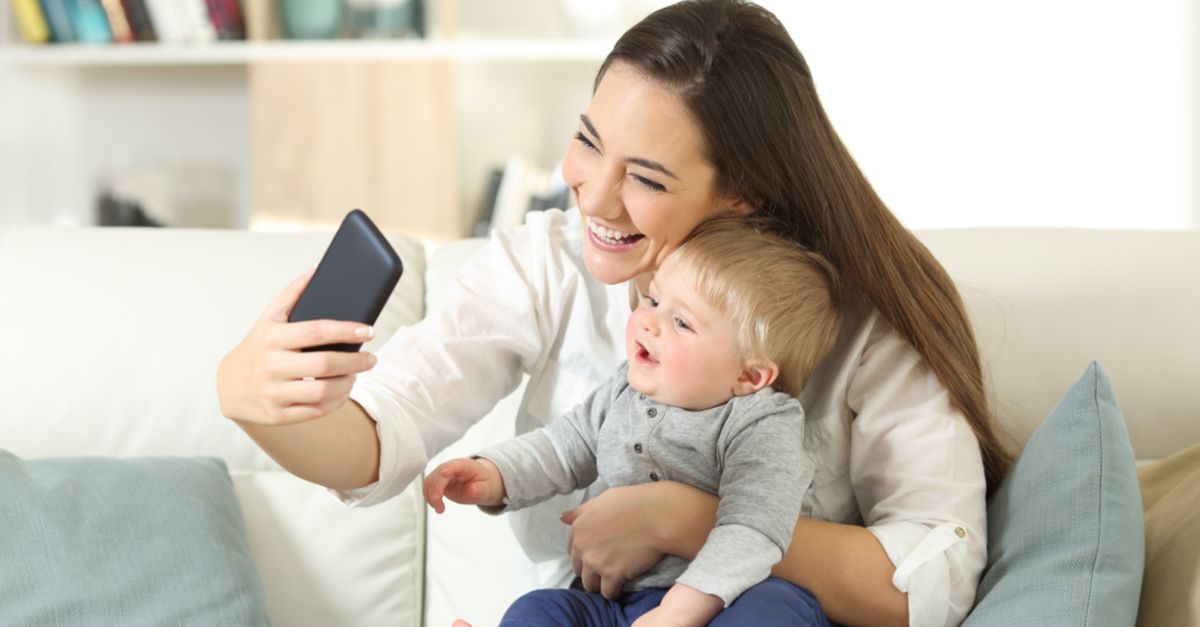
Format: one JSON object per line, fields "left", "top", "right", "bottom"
{"left": 0, "top": 226, "right": 429, "bottom": 627}
{"left": 918, "top": 229, "right": 1200, "bottom": 460}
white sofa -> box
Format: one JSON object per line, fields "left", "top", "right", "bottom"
{"left": 1, "top": 225, "right": 1197, "bottom": 626}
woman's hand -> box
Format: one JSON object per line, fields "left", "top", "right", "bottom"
{"left": 561, "top": 482, "right": 718, "bottom": 600}
{"left": 217, "top": 269, "right": 379, "bottom": 426}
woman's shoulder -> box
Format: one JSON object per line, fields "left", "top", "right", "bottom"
{"left": 451, "top": 208, "right": 590, "bottom": 295}
{"left": 489, "top": 208, "right": 585, "bottom": 263}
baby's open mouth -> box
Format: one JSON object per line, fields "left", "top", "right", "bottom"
{"left": 635, "top": 341, "right": 657, "bottom": 364}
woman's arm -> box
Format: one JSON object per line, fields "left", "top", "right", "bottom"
{"left": 564, "top": 481, "right": 907, "bottom": 627}
{"left": 216, "top": 269, "right": 383, "bottom": 491}
{"left": 231, "top": 400, "right": 380, "bottom": 491}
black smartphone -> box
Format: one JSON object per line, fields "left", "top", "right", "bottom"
{"left": 288, "top": 209, "right": 404, "bottom": 352}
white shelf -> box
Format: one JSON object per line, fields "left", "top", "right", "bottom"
{"left": 0, "top": 38, "right": 615, "bottom": 66}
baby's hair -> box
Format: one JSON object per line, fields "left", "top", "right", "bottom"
{"left": 668, "top": 217, "right": 841, "bottom": 396}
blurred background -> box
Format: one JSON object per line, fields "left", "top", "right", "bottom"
{"left": 0, "top": 0, "right": 1196, "bottom": 240}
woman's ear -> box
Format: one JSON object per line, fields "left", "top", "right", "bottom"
{"left": 718, "top": 195, "right": 756, "bottom": 218}
{"left": 732, "top": 358, "right": 779, "bottom": 396}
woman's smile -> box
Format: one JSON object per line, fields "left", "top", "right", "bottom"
{"left": 586, "top": 217, "right": 645, "bottom": 250}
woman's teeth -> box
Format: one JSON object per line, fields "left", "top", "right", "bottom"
{"left": 588, "top": 220, "right": 639, "bottom": 246}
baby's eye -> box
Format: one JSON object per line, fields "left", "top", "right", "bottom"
{"left": 647, "top": 297, "right": 659, "bottom": 308}
{"left": 674, "top": 317, "right": 691, "bottom": 332}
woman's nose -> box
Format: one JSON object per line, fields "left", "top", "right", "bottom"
{"left": 577, "top": 171, "right": 622, "bottom": 220}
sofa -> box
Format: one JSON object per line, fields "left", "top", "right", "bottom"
{"left": 0, "top": 225, "right": 1197, "bottom": 626}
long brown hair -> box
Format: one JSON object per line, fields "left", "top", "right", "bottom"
{"left": 601, "top": 0, "right": 1012, "bottom": 495}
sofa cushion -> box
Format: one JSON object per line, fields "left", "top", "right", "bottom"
{"left": 964, "top": 362, "right": 1144, "bottom": 625}
{"left": 0, "top": 451, "right": 269, "bottom": 626}
{"left": 1135, "top": 441, "right": 1200, "bottom": 625}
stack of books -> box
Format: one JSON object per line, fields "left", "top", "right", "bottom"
{"left": 10, "top": 0, "right": 426, "bottom": 44}
{"left": 10, "top": 0, "right": 246, "bottom": 44}
{"left": 472, "top": 156, "right": 572, "bottom": 237}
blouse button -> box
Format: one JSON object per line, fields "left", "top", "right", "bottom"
{"left": 647, "top": 408, "right": 657, "bottom": 418}
{"left": 633, "top": 443, "right": 643, "bottom": 453}
{"left": 955, "top": 527, "right": 966, "bottom": 538}
{"left": 649, "top": 472, "right": 659, "bottom": 481}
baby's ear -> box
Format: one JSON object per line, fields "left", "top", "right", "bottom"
{"left": 733, "top": 359, "right": 779, "bottom": 396}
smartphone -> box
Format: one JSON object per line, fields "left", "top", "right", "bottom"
{"left": 288, "top": 209, "right": 404, "bottom": 352}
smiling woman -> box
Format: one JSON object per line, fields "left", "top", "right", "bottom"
{"left": 218, "top": 1, "right": 1007, "bottom": 625}
{"left": 564, "top": 62, "right": 752, "bottom": 291}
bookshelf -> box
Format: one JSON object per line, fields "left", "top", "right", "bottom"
{"left": 0, "top": 38, "right": 615, "bottom": 66}
{"left": 0, "top": 2, "right": 630, "bottom": 237}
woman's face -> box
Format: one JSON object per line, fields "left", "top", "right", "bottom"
{"left": 562, "top": 62, "right": 748, "bottom": 289}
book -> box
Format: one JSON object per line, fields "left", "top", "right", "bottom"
{"left": 179, "top": 0, "right": 215, "bottom": 42}
{"left": 39, "top": 0, "right": 77, "bottom": 42}
{"left": 204, "top": 0, "right": 244, "bottom": 40}
{"left": 142, "top": 0, "right": 189, "bottom": 42}
{"left": 471, "top": 167, "right": 504, "bottom": 238}
{"left": 98, "top": 0, "right": 133, "bottom": 42}
{"left": 11, "top": 0, "right": 51, "bottom": 43}
{"left": 72, "top": 0, "right": 113, "bottom": 44}
{"left": 489, "top": 156, "right": 553, "bottom": 232}
{"left": 242, "top": 0, "right": 281, "bottom": 41}
{"left": 120, "top": 0, "right": 156, "bottom": 41}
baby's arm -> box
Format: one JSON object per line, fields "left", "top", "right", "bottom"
{"left": 423, "top": 457, "right": 505, "bottom": 513}
{"left": 463, "top": 371, "right": 622, "bottom": 512}
{"left": 674, "top": 396, "right": 813, "bottom": 607}
{"left": 632, "top": 584, "right": 723, "bottom": 627}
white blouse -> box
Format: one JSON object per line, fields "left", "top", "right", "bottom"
{"left": 335, "top": 208, "right": 987, "bottom": 627}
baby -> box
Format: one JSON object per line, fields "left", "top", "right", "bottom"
{"left": 424, "top": 217, "right": 841, "bottom": 626}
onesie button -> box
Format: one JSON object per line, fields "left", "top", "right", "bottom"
{"left": 955, "top": 527, "right": 967, "bottom": 538}
{"left": 647, "top": 408, "right": 657, "bottom": 418}
{"left": 649, "top": 472, "right": 659, "bottom": 481}
{"left": 633, "top": 443, "right": 643, "bottom": 453}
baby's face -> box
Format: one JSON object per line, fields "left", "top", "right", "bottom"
{"left": 625, "top": 256, "right": 747, "bottom": 411}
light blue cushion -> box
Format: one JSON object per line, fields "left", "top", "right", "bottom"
{"left": 0, "top": 452, "right": 270, "bottom": 626}
{"left": 965, "top": 362, "right": 1144, "bottom": 625}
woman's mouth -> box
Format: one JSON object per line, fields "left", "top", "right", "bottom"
{"left": 587, "top": 218, "right": 645, "bottom": 251}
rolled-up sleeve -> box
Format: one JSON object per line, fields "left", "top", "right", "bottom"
{"left": 847, "top": 321, "right": 988, "bottom": 627}
{"left": 329, "top": 227, "right": 548, "bottom": 507}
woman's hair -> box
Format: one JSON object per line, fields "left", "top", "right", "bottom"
{"left": 601, "top": 0, "right": 1012, "bottom": 495}
{"left": 669, "top": 217, "right": 841, "bottom": 397}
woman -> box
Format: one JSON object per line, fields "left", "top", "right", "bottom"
{"left": 218, "top": 1, "right": 1010, "bottom": 625}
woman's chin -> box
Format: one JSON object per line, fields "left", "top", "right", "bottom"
{"left": 583, "top": 243, "right": 643, "bottom": 285}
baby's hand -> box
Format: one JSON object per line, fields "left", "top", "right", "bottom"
{"left": 422, "top": 457, "right": 505, "bottom": 513}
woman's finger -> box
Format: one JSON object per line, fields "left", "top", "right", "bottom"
{"left": 267, "top": 319, "right": 374, "bottom": 351}
{"left": 271, "top": 350, "right": 376, "bottom": 380}
{"left": 275, "top": 375, "right": 356, "bottom": 406}
{"left": 580, "top": 564, "right": 601, "bottom": 594}
{"left": 600, "top": 574, "right": 625, "bottom": 601}
{"left": 262, "top": 268, "right": 316, "bottom": 323}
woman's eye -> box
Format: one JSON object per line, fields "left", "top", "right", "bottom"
{"left": 631, "top": 174, "right": 666, "bottom": 193}
{"left": 674, "top": 317, "right": 691, "bottom": 331}
{"left": 574, "top": 132, "right": 598, "bottom": 152}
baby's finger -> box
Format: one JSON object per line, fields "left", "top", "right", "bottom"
{"left": 424, "top": 474, "right": 449, "bottom": 514}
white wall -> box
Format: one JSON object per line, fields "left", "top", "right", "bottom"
{"left": 1, "top": 1, "right": 1196, "bottom": 231}
{"left": 760, "top": 0, "right": 1198, "bottom": 229}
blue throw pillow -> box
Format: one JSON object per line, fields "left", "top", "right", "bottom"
{"left": 964, "top": 362, "right": 1144, "bottom": 625}
{"left": 0, "top": 452, "right": 270, "bottom": 626}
